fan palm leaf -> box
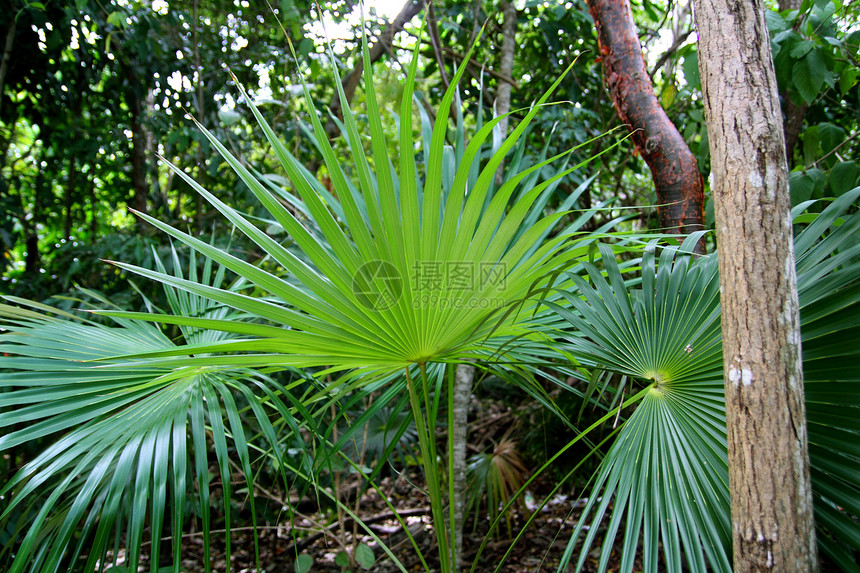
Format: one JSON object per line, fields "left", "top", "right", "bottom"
{"left": 0, "top": 250, "right": 318, "bottom": 573}
{"left": 77, "top": 34, "right": 621, "bottom": 571}
{"left": 97, "top": 30, "right": 625, "bottom": 381}
{"left": 551, "top": 189, "right": 860, "bottom": 572}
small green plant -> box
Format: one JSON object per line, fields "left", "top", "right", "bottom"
{"left": 293, "top": 553, "right": 313, "bottom": 573}
{"left": 333, "top": 542, "right": 376, "bottom": 571}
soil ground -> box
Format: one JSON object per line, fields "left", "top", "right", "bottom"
{"left": 169, "top": 470, "right": 625, "bottom": 573}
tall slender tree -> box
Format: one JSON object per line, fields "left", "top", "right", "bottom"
{"left": 694, "top": 0, "right": 819, "bottom": 569}
{"left": 451, "top": 5, "right": 518, "bottom": 568}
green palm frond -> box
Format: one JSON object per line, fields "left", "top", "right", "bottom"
{"left": 795, "top": 190, "right": 860, "bottom": 570}
{"left": 549, "top": 238, "right": 729, "bottom": 573}
{"left": 78, "top": 35, "right": 621, "bottom": 571}
{"left": 551, "top": 189, "right": 860, "bottom": 572}
{"left": 0, "top": 250, "right": 311, "bottom": 573}
{"left": 96, "top": 31, "right": 624, "bottom": 382}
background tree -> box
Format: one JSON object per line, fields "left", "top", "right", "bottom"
{"left": 587, "top": 0, "right": 705, "bottom": 238}
{"left": 0, "top": 0, "right": 317, "bottom": 300}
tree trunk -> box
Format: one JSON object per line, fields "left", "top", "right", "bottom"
{"left": 493, "top": 0, "right": 517, "bottom": 183}
{"left": 0, "top": 110, "right": 18, "bottom": 173}
{"left": 587, "top": 0, "right": 704, "bottom": 237}
{"left": 778, "top": 0, "right": 807, "bottom": 165}
{"left": 193, "top": 0, "right": 206, "bottom": 228}
{"left": 65, "top": 157, "right": 76, "bottom": 239}
{"left": 449, "top": 6, "right": 518, "bottom": 570}
{"left": 0, "top": 9, "right": 17, "bottom": 120}
{"left": 694, "top": 0, "right": 819, "bottom": 570}
{"left": 25, "top": 169, "right": 44, "bottom": 275}
{"left": 782, "top": 96, "right": 808, "bottom": 167}
{"left": 88, "top": 170, "right": 98, "bottom": 238}
{"left": 450, "top": 362, "right": 472, "bottom": 571}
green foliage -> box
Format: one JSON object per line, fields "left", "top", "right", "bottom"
{"left": 355, "top": 543, "right": 375, "bottom": 569}
{"left": 0, "top": 0, "right": 319, "bottom": 300}
{"left": 551, "top": 237, "right": 728, "bottom": 572}
{"left": 2, "top": 2, "right": 858, "bottom": 571}
{"left": 335, "top": 543, "right": 375, "bottom": 571}
{"left": 339, "top": 403, "right": 418, "bottom": 466}
{"left": 0, "top": 248, "right": 302, "bottom": 572}
{"left": 0, "top": 13, "right": 625, "bottom": 572}
{"left": 768, "top": 0, "right": 860, "bottom": 210}
{"left": 769, "top": 0, "right": 855, "bottom": 106}
{"left": 293, "top": 553, "right": 313, "bottom": 573}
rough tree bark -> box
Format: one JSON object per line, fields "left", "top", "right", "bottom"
{"left": 450, "top": 361, "right": 472, "bottom": 571}
{"left": 587, "top": 0, "right": 704, "bottom": 236}
{"left": 694, "top": 0, "right": 819, "bottom": 570}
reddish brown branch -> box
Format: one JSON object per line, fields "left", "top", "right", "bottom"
{"left": 587, "top": 0, "right": 705, "bottom": 239}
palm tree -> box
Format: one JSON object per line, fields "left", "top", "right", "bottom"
{"left": 0, "top": 249, "right": 309, "bottom": 572}
{"left": 0, "top": 25, "right": 627, "bottom": 573}
{"left": 5, "top": 14, "right": 853, "bottom": 573}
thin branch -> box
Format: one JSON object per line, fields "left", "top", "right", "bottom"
{"left": 468, "top": 0, "right": 482, "bottom": 46}
{"left": 325, "top": 0, "right": 422, "bottom": 137}
{"left": 0, "top": 8, "right": 18, "bottom": 118}
{"left": 424, "top": 0, "right": 450, "bottom": 89}
{"left": 442, "top": 45, "right": 518, "bottom": 89}
{"left": 811, "top": 130, "right": 860, "bottom": 169}
{"left": 654, "top": 0, "right": 676, "bottom": 37}
{"left": 404, "top": 42, "right": 519, "bottom": 89}
{"left": 193, "top": 0, "right": 205, "bottom": 227}
{"left": 648, "top": 28, "right": 694, "bottom": 80}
